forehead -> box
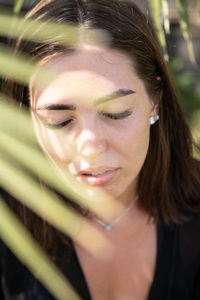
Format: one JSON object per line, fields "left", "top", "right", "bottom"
{"left": 30, "top": 46, "right": 145, "bottom": 107}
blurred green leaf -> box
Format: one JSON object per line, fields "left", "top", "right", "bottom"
{"left": 198, "top": 0, "right": 200, "bottom": 15}
{"left": 0, "top": 44, "right": 55, "bottom": 86}
{"left": 169, "top": 57, "right": 200, "bottom": 133}
{"left": 0, "top": 197, "right": 81, "bottom": 300}
{"left": 0, "top": 94, "right": 115, "bottom": 258}
{"left": 0, "top": 151, "right": 112, "bottom": 257}
{"left": 148, "top": 0, "right": 167, "bottom": 56}
{"left": 14, "top": 0, "right": 24, "bottom": 14}
{"left": 0, "top": 94, "right": 37, "bottom": 143}
{"left": 176, "top": 0, "right": 196, "bottom": 64}
{"left": 162, "top": 0, "right": 170, "bottom": 34}
{"left": 0, "top": 11, "right": 110, "bottom": 52}
{"left": 0, "top": 7, "right": 115, "bottom": 298}
{"left": 0, "top": 154, "right": 81, "bottom": 237}
{"left": 0, "top": 12, "right": 77, "bottom": 45}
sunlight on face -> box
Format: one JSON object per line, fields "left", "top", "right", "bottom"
{"left": 30, "top": 46, "right": 156, "bottom": 207}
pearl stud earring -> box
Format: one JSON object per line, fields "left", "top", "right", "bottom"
{"left": 149, "top": 115, "right": 159, "bottom": 125}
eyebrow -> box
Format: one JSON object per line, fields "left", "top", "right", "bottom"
{"left": 37, "top": 104, "right": 76, "bottom": 111}
{"left": 94, "top": 89, "right": 135, "bottom": 106}
{"left": 36, "top": 88, "right": 135, "bottom": 110}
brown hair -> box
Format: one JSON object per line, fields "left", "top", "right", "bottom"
{"left": 2, "top": 0, "right": 200, "bottom": 256}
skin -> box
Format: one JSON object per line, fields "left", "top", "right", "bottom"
{"left": 30, "top": 45, "right": 158, "bottom": 300}
{"left": 31, "top": 45, "right": 157, "bottom": 208}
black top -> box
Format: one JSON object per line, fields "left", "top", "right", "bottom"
{"left": 1, "top": 214, "right": 200, "bottom": 300}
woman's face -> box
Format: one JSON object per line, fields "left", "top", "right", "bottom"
{"left": 30, "top": 46, "right": 156, "bottom": 205}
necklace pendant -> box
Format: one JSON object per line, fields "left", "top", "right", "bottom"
{"left": 105, "top": 224, "right": 112, "bottom": 230}
{"left": 92, "top": 196, "right": 138, "bottom": 231}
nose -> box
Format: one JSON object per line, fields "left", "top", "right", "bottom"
{"left": 76, "top": 120, "right": 107, "bottom": 159}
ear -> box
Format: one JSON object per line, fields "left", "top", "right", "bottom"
{"left": 153, "top": 102, "right": 159, "bottom": 115}
{"left": 149, "top": 101, "right": 160, "bottom": 126}
{"left": 150, "top": 100, "right": 159, "bottom": 115}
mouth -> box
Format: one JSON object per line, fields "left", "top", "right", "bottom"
{"left": 77, "top": 167, "right": 120, "bottom": 186}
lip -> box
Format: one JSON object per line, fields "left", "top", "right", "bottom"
{"left": 77, "top": 167, "right": 120, "bottom": 186}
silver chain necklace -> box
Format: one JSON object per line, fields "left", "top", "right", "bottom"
{"left": 92, "top": 196, "right": 138, "bottom": 230}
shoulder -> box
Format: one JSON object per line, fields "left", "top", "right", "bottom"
{"left": 177, "top": 213, "right": 200, "bottom": 262}
{"left": 159, "top": 212, "right": 200, "bottom": 275}
{"left": 154, "top": 213, "right": 200, "bottom": 299}
{"left": 161, "top": 211, "right": 200, "bottom": 242}
{"left": 178, "top": 212, "right": 200, "bottom": 247}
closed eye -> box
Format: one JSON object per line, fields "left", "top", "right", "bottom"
{"left": 42, "top": 110, "right": 132, "bottom": 130}
{"left": 102, "top": 110, "right": 132, "bottom": 120}
{"left": 45, "top": 119, "right": 73, "bottom": 130}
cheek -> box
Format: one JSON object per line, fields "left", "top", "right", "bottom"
{"left": 46, "top": 134, "right": 76, "bottom": 164}
{"left": 111, "top": 117, "right": 150, "bottom": 158}
{"left": 119, "top": 121, "right": 150, "bottom": 183}
{"left": 32, "top": 117, "right": 75, "bottom": 164}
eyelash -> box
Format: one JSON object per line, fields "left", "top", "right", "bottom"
{"left": 102, "top": 110, "right": 132, "bottom": 120}
{"left": 45, "top": 110, "right": 132, "bottom": 130}
{"left": 46, "top": 119, "right": 72, "bottom": 130}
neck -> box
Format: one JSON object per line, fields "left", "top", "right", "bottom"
{"left": 88, "top": 195, "right": 139, "bottom": 231}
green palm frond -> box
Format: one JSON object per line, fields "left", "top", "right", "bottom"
{"left": 149, "top": 0, "right": 197, "bottom": 64}
{"left": 0, "top": 139, "right": 110, "bottom": 258}
{"left": 148, "top": 0, "right": 167, "bottom": 56}
{"left": 0, "top": 12, "right": 78, "bottom": 46}
{"left": 0, "top": 94, "right": 36, "bottom": 143}
{"left": 0, "top": 197, "right": 81, "bottom": 300}
{"left": 0, "top": 94, "right": 113, "bottom": 296}
{"left": 0, "top": 95, "right": 114, "bottom": 254}
{"left": 0, "top": 44, "right": 57, "bottom": 86}
{"left": 162, "top": 0, "right": 170, "bottom": 34}
{"left": 176, "top": 0, "right": 196, "bottom": 64}
{"left": 198, "top": 0, "right": 200, "bottom": 15}
{"left": 14, "top": 0, "right": 24, "bottom": 14}
{"left": 0, "top": 7, "right": 91, "bottom": 298}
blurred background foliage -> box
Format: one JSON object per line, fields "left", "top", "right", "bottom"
{"left": 147, "top": 0, "right": 200, "bottom": 147}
